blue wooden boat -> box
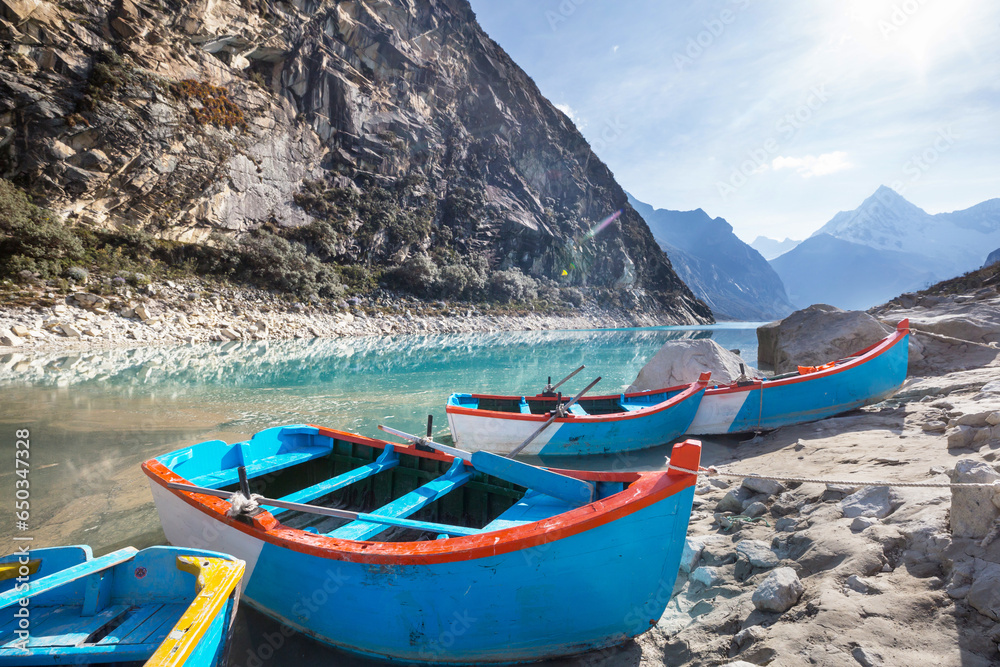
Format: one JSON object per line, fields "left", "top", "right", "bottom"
{"left": 445, "top": 374, "right": 711, "bottom": 455}
{"left": 687, "top": 319, "right": 910, "bottom": 434}
{"left": 0, "top": 545, "right": 244, "bottom": 666}
{"left": 142, "top": 425, "right": 703, "bottom": 664}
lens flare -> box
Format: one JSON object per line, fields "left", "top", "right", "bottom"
{"left": 580, "top": 209, "right": 623, "bottom": 243}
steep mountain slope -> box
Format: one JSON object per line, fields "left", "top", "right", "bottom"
{"left": 628, "top": 194, "right": 794, "bottom": 321}
{"left": 986, "top": 248, "right": 1000, "bottom": 268}
{"left": 770, "top": 234, "right": 939, "bottom": 310}
{"left": 814, "top": 186, "right": 1000, "bottom": 280}
{"left": 750, "top": 236, "right": 801, "bottom": 261}
{"left": 0, "top": 0, "right": 710, "bottom": 322}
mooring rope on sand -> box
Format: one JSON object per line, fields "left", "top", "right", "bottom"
{"left": 665, "top": 464, "right": 1000, "bottom": 489}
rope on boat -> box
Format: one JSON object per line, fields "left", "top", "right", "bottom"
{"left": 226, "top": 491, "right": 264, "bottom": 517}
{"left": 665, "top": 464, "right": 1000, "bottom": 489}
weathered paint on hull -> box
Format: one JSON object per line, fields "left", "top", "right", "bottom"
{"left": 0, "top": 545, "right": 242, "bottom": 667}
{"left": 687, "top": 327, "right": 909, "bottom": 435}
{"left": 148, "top": 482, "right": 694, "bottom": 665}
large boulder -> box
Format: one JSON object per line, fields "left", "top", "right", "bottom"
{"left": 984, "top": 248, "right": 1000, "bottom": 269}
{"left": 752, "top": 567, "right": 804, "bottom": 612}
{"left": 627, "top": 338, "right": 761, "bottom": 391}
{"left": 841, "top": 486, "right": 902, "bottom": 519}
{"left": 949, "top": 460, "right": 1000, "bottom": 538}
{"left": 757, "top": 305, "right": 891, "bottom": 373}
{"left": 968, "top": 559, "right": 1000, "bottom": 621}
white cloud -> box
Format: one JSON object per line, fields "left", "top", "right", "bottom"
{"left": 612, "top": 45, "right": 619, "bottom": 54}
{"left": 772, "top": 151, "right": 853, "bottom": 178}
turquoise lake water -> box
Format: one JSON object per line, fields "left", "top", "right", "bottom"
{"left": 0, "top": 323, "right": 760, "bottom": 665}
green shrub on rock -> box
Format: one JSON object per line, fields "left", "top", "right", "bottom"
{"left": 490, "top": 267, "right": 538, "bottom": 303}
{"left": 0, "top": 179, "right": 84, "bottom": 280}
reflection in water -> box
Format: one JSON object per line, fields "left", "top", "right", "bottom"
{"left": 1, "top": 324, "right": 759, "bottom": 666}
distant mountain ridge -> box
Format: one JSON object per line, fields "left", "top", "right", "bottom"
{"left": 771, "top": 186, "right": 1000, "bottom": 310}
{"left": 813, "top": 186, "right": 1000, "bottom": 278}
{"left": 627, "top": 194, "right": 795, "bottom": 321}
{"left": 750, "top": 236, "right": 801, "bottom": 261}
{"left": 770, "top": 234, "right": 938, "bottom": 311}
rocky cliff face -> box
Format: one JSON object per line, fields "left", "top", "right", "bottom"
{"left": 0, "top": 0, "right": 711, "bottom": 323}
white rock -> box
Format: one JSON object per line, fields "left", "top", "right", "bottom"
{"left": 841, "top": 486, "right": 902, "bottom": 519}
{"left": 957, "top": 411, "right": 995, "bottom": 427}
{"left": 921, "top": 420, "right": 948, "bottom": 433}
{"left": 742, "top": 476, "right": 785, "bottom": 496}
{"left": 950, "top": 460, "right": 1000, "bottom": 538}
{"left": 679, "top": 537, "right": 704, "bottom": 574}
{"left": 947, "top": 425, "right": 976, "bottom": 449}
{"left": 752, "top": 567, "right": 804, "bottom": 613}
{"left": 731, "top": 626, "right": 765, "bottom": 652}
{"left": 775, "top": 517, "right": 798, "bottom": 532}
{"left": 134, "top": 304, "right": 152, "bottom": 321}
{"left": 627, "top": 338, "right": 761, "bottom": 391}
{"left": 689, "top": 565, "right": 727, "bottom": 590}
{"left": 72, "top": 292, "right": 108, "bottom": 310}
{"left": 59, "top": 324, "right": 82, "bottom": 338}
{"left": 852, "top": 646, "right": 884, "bottom": 667}
{"left": 736, "top": 539, "right": 779, "bottom": 568}
{"left": 968, "top": 560, "right": 1000, "bottom": 621}
{"left": 717, "top": 489, "right": 747, "bottom": 514}
{"left": 0, "top": 329, "right": 23, "bottom": 347}
{"left": 987, "top": 412, "right": 1000, "bottom": 426}
{"left": 10, "top": 325, "right": 29, "bottom": 337}
{"left": 220, "top": 327, "right": 240, "bottom": 341}
{"left": 50, "top": 139, "right": 76, "bottom": 160}
{"left": 743, "top": 501, "right": 768, "bottom": 518}
{"left": 851, "top": 516, "right": 879, "bottom": 532}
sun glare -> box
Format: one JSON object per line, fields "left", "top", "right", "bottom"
{"left": 845, "top": 0, "right": 977, "bottom": 71}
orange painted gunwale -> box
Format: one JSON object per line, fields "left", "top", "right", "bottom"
{"left": 142, "top": 431, "right": 701, "bottom": 566}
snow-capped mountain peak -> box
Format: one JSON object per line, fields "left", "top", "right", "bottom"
{"left": 811, "top": 186, "right": 1000, "bottom": 269}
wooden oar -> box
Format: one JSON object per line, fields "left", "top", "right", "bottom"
{"left": 377, "top": 425, "right": 595, "bottom": 506}
{"left": 163, "top": 480, "right": 480, "bottom": 537}
{"left": 507, "top": 376, "right": 601, "bottom": 458}
{"left": 542, "top": 365, "right": 585, "bottom": 395}
{"left": 378, "top": 424, "right": 471, "bottom": 461}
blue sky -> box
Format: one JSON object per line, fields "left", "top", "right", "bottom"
{"left": 466, "top": 0, "right": 1000, "bottom": 242}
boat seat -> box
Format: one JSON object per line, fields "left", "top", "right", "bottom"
{"left": 618, "top": 395, "right": 645, "bottom": 412}
{"left": 188, "top": 445, "right": 332, "bottom": 489}
{"left": 327, "top": 458, "right": 473, "bottom": 541}
{"left": 267, "top": 446, "right": 400, "bottom": 515}
{"left": 0, "top": 601, "right": 184, "bottom": 659}
{"left": 479, "top": 490, "right": 579, "bottom": 532}
{"left": 95, "top": 602, "right": 188, "bottom": 648}
{"left": 566, "top": 403, "right": 587, "bottom": 416}
{"left": 519, "top": 397, "right": 531, "bottom": 414}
